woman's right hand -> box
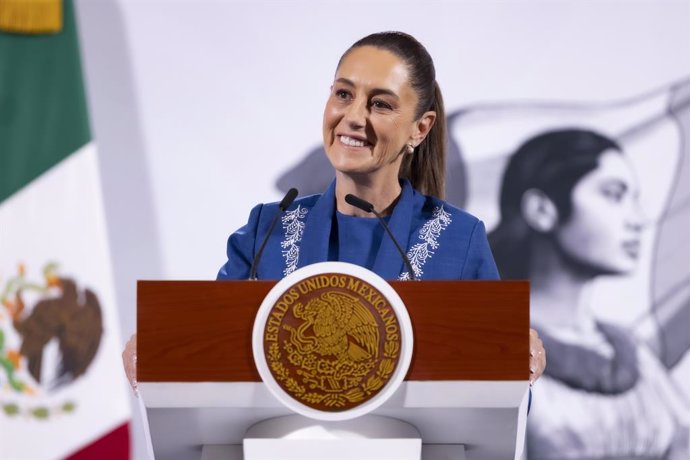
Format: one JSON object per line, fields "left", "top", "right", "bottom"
{"left": 122, "top": 334, "right": 138, "bottom": 395}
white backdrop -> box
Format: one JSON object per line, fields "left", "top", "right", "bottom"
{"left": 74, "top": 0, "right": 690, "bottom": 458}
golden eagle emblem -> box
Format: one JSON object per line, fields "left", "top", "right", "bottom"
{"left": 289, "top": 292, "right": 379, "bottom": 364}
{"left": 263, "top": 273, "right": 402, "bottom": 412}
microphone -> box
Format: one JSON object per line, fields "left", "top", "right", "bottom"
{"left": 249, "top": 188, "right": 299, "bottom": 280}
{"left": 344, "top": 194, "right": 417, "bottom": 281}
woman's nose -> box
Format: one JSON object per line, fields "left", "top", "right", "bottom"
{"left": 344, "top": 99, "right": 367, "bottom": 128}
{"left": 626, "top": 202, "right": 647, "bottom": 232}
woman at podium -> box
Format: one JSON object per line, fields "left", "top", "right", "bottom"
{"left": 217, "top": 32, "right": 498, "bottom": 283}
{"left": 124, "top": 31, "right": 546, "bottom": 390}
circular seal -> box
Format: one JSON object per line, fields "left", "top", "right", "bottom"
{"left": 253, "top": 262, "right": 413, "bottom": 421}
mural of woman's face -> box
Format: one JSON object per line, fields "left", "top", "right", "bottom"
{"left": 554, "top": 150, "right": 644, "bottom": 275}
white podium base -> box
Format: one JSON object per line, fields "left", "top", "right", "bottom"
{"left": 200, "top": 444, "right": 466, "bottom": 460}
{"left": 243, "top": 415, "right": 420, "bottom": 460}
{"left": 142, "top": 380, "right": 527, "bottom": 460}
{"left": 244, "top": 439, "right": 420, "bottom": 460}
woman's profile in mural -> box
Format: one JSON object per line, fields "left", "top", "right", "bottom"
{"left": 489, "top": 126, "right": 689, "bottom": 458}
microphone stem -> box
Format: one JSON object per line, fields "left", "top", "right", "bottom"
{"left": 370, "top": 209, "right": 417, "bottom": 281}
{"left": 249, "top": 211, "right": 282, "bottom": 280}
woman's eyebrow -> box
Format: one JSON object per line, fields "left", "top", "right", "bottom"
{"left": 370, "top": 88, "right": 399, "bottom": 100}
{"left": 335, "top": 77, "right": 355, "bottom": 87}
{"left": 334, "top": 78, "right": 400, "bottom": 100}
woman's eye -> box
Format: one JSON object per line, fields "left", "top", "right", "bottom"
{"left": 599, "top": 180, "right": 628, "bottom": 203}
{"left": 335, "top": 89, "right": 351, "bottom": 100}
{"left": 602, "top": 187, "right": 624, "bottom": 202}
{"left": 371, "top": 99, "right": 392, "bottom": 110}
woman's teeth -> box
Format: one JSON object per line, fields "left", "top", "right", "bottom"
{"left": 340, "top": 135, "right": 366, "bottom": 147}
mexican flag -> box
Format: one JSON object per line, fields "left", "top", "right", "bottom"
{"left": 0, "top": 0, "right": 131, "bottom": 458}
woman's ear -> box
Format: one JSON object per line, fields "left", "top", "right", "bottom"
{"left": 521, "top": 188, "right": 559, "bottom": 233}
{"left": 410, "top": 111, "right": 436, "bottom": 146}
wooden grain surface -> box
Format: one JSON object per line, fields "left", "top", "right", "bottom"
{"left": 137, "top": 280, "right": 529, "bottom": 382}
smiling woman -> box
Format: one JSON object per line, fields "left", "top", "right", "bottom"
{"left": 217, "top": 31, "right": 500, "bottom": 283}
{"left": 322, "top": 36, "right": 440, "bottom": 217}
{"left": 322, "top": 47, "right": 430, "bottom": 193}
{"left": 123, "top": 31, "right": 546, "bottom": 395}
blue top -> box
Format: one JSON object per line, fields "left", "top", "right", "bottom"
{"left": 335, "top": 211, "right": 388, "bottom": 269}
{"left": 217, "top": 179, "right": 499, "bottom": 281}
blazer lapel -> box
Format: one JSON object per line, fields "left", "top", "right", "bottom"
{"left": 296, "top": 180, "right": 336, "bottom": 269}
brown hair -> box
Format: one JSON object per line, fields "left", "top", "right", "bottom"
{"left": 339, "top": 32, "right": 447, "bottom": 198}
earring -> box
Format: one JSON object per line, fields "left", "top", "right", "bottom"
{"left": 406, "top": 143, "right": 415, "bottom": 154}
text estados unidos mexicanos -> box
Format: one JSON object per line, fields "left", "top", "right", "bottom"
{"left": 264, "top": 275, "right": 399, "bottom": 343}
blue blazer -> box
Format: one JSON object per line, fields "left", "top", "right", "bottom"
{"left": 217, "top": 180, "right": 499, "bottom": 281}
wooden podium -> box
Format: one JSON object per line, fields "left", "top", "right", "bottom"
{"left": 138, "top": 280, "right": 530, "bottom": 460}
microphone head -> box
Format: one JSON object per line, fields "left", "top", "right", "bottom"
{"left": 279, "top": 188, "right": 299, "bottom": 211}
{"left": 345, "top": 194, "right": 375, "bottom": 213}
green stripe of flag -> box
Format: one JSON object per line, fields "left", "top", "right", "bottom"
{"left": 0, "top": 0, "right": 90, "bottom": 203}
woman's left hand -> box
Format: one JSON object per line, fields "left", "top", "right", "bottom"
{"left": 529, "top": 328, "right": 546, "bottom": 385}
